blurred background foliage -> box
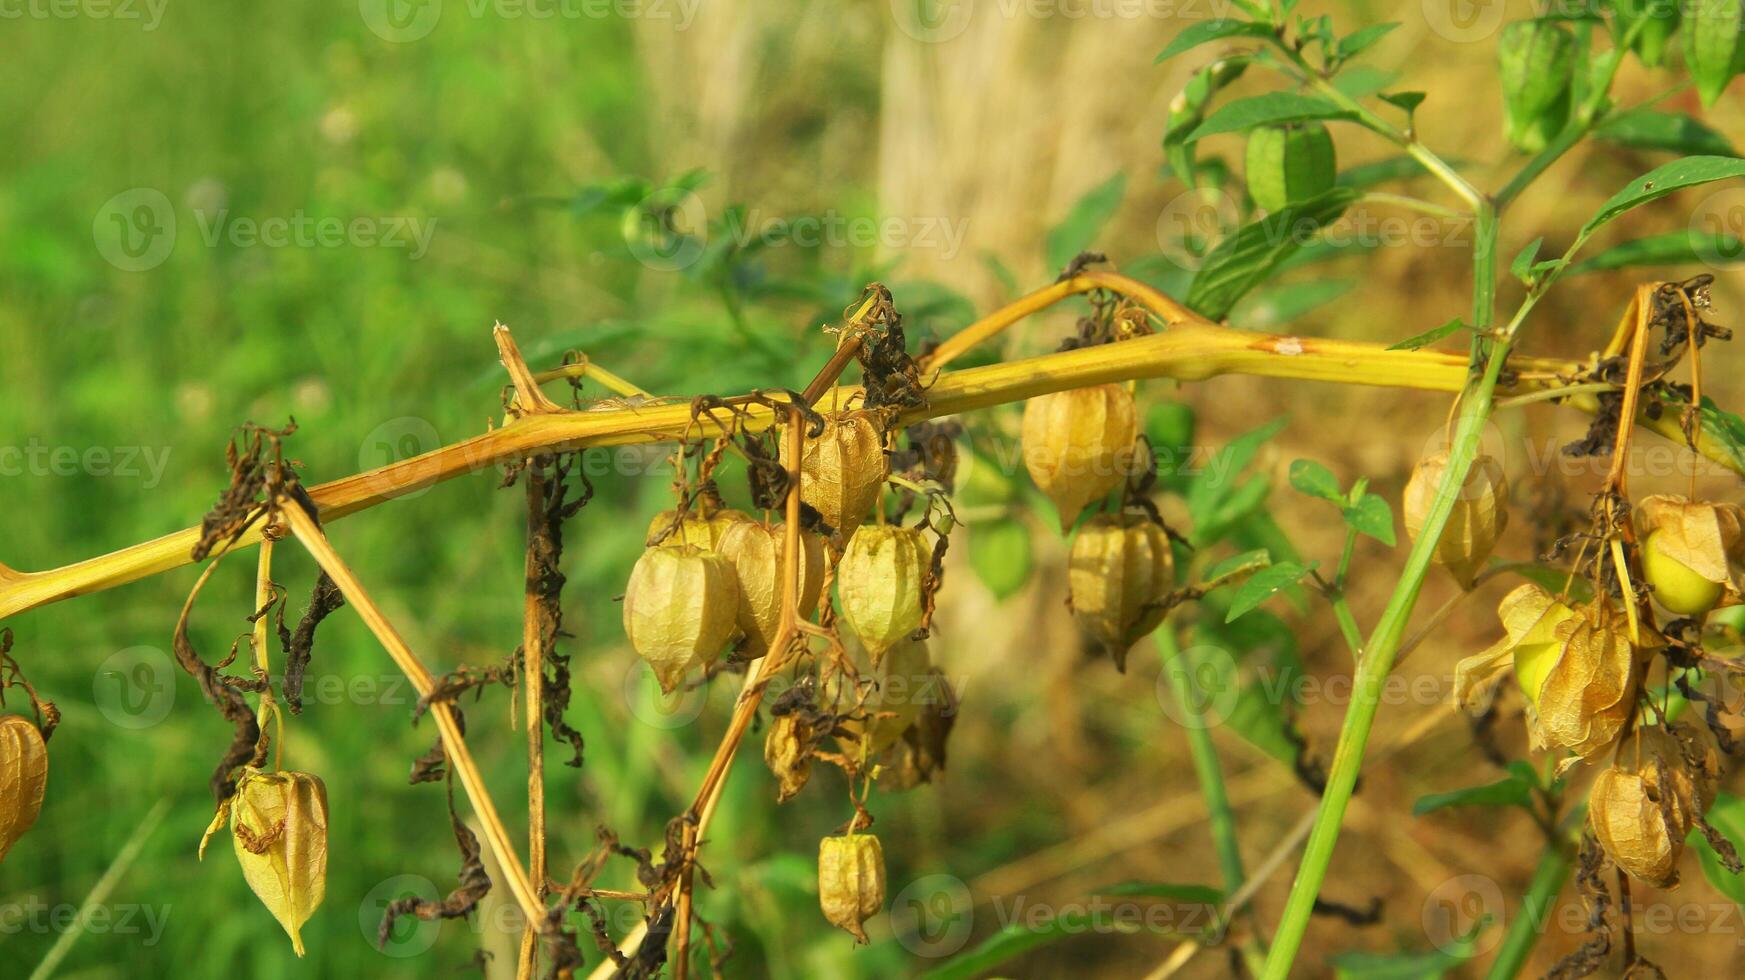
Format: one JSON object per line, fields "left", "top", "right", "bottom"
{"left": 4, "top": 1, "right": 1745, "bottom": 977}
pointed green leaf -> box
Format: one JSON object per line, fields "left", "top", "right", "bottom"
{"left": 1185, "top": 93, "right": 1357, "bottom": 142}
{"left": 1338, "top": 23, "right": 1400, "bottom": 60}
{"left": 1288, "top": 459, "right": 1343, "bottom": 502}
{"left": 1570, "top": 229, "right": 1745, "bottom": 273}
{"left": 1226, "top": 561, "right": 1315, "bottom": 622}
{"left": 1581, "top": 156, "right": 1745, "bottom": 238}
{"left": 1595, "top": 109, "right": 1736, "bottom": 157}
{"left": 1155, "top": 20, "right": 1276, "bottom": 63}
{"left": 1186, "top": 188, "right": 1359, "bottom": 319}
{"left": 1413, "top": 772, "right": 1534, "bottom": 816}
{"left": 1386, "top": 317, "right": 1465, "bottom": 351}
{"left": 1344, "top": 493, "right": 1396, "bottom": 546}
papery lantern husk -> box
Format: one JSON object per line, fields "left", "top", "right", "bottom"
{"left": 1402, "top": 450, "right": 1508, "bottom": 588}
{"left": 764, "top": 712, "right": 813, "bottom": 803}
{"left": 0, "top": 715, "right": 47, "bottom": 865}
{"left": 1067, "top": 515, "right": 1174, "bottom": 670}
{"left": 1590, "top": 723, "right": 1722, "bottom": 887}
{"left": 623, "top": 545, "right": 741, "bottom": 692}
{"left": 865, "top": 640, "right": 932, "bottom": 756}
{"left": 1020, "top": 384, "right": 1139, "bottom": 532}
{"left": 819, "top": 833, "right": 885, "bottom": 943}
{"left": 1634, "top": 495, "right": 1745, "bottom": 615}
{"left": 838, "top": 525, "right": 931, "bottom": 663}
{"left": 717, "top": 520, "right": 826, "bottom": 656}
{"left": 1454, "top": 583, "right": 1649, "bottom": 765}
{"left": 780, "top": 411, "right": 889, "bottom": 538}
{"left": 873, "top": 665, "right": 956, "bottom": 791}
{"left": 646, "top": 507, "right": 751, "bottom": 550}
{"left": 229, "top": 769, "right": 328, "bottom": 956}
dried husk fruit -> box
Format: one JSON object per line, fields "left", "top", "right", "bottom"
{"left": 623, "top": 544, "right": 741, "bottom": 692}
{"left": 646, "top": 506, "right": 751, "bottom": 550}
{"left": 781, "top": 411, "right": 889, "bottom": 538}
{"left": 717, "top": 520, "right": 826, "bottom": 655}
{"left": 1455, "top": 584, "right": 1647, "bottom": 764}
{"left": 229, "top": 768, "right": 328, "bottom": 956}
{"left": 764, "top": 712, "right": 813, "bottom": 803}
{"left": 818, "top": 832, "right": 885, "bottom": 943}
{"left": 838, "top": 524, "right": 931, "bottom": 663}
{"left": 1067, "top": 515, "right": 1174, "bottom": 669}
{"left": 1244, "top": 122, "right": 1336, "bottom": 212}
{"left": 1634, "top": 495, "right": 1745, "bottom": 616}
{"left": 0, "top": 714, "right": 47, "bottom": 865}
{"left": 1589, "top": 723, "right": 1722, "bottom": 886}
{"left": 1401, "top": 450, "right": 1508, "bottom": 588}
{"left": 1020, "top": 384, "right": 1138, "bottom": 532}
{"left": 836, "top": 639, "right": 934, "bottom": 759}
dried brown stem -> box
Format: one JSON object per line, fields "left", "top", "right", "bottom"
{"left": 518, "top": 467, "right": 551, "bottom": 980}
{"left": 278, "top": 503, "right": 548, "bottom": 934}
{"left": 497, "top": 323, "right": 565, "bottom": 416}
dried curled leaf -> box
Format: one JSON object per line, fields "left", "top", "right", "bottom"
{"left": 230, "top": 769, "right": 328, "bottom": 956}
{"left": 818, "top": 833, "right": 885, "bottom": 943}
{"left": 838, "top": 525, "right": 931, "bottom": 663}
{"left": 1020, "top": 384, "right": 1137, "bottom": 532}
{"left": 717, "top": 520, "right": 826, "bottom": 656}
{"left": 780, "top": 411, "right": 889, "bottom": 539}
{"left": 1067, "top": 515, "right": 1174, "bottom": 670}
{"left": 0, "top": 715, "right": 47, "bottom": 865}
{"left": 1635, "top": 495, "right": 1745, "bottom": 615}
{"left": 1402, "top": 450, "right": 1508, "bottom": 588}
{"left": 622, "top": 545, "right": 740, "bottom": 692}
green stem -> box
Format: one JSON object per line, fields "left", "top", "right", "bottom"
{"left": 1483, "top": 838, "right": 1574, "bottom": 980}
{"left": 1156, "top": 627, "right": 1269, "bottom": 977}
{"left": 1260, "top": 210, "right": 1509, "bottom": 979}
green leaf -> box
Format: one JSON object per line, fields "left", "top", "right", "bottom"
{"left": 1045, "top": 172, "right": 1127, "bottom": 272}
{"left": 921, "top": 883, "right": 1215, "bottom": 980}
{"left": 969, "top": 519, "right": 1034, "bottom": 601}
{"left": 1185, "top": 93, "right": 1357, "bottom": 142}
{"left": 1187, "top": 417, "right": 1287, "bottom": 533}
{"left": 1412, "top": 771, "right": 1534, "bottom": 816}
{"left": 1202, "top": 548, "right": 1272, "bottom": 584}
{"left": 1230, "top": 278, "right": 1355, "bottom": 326}
{"left": 1329, "top": 936, "right": 1478, "bottom": 979}
{"left": 1186, "top": 188, "right": 1359, "bottom": 319}
{"left": 1331, "top": 65, "right": 1397, "bottom": 99}
{"left": 1581, "top": 156, "right": 1745, "bottom": 239}
{"left": 1691, "top": 791, "right": 1745, "bottom": 905}
{"left": 1595, "top": 109, "right": 1736, "bottom": 157}
{"left": 1155, "top": 20, "right": 1276, "bottom": 63}
{"left": 1101, "top": 881, "right": 1224, "bottom": 904}
{"left": 1344, "top": 493, "right": 1396, "bottom": 546}
{"left": 1226, "top": 561, "right": 1315, "bottom": 622}
{"left": 1386, "top": 317, "right": 1465, "bottom": 351}
{"left": 1510, "top": 236, "right": 1544, "bottom": 284}
{"left": 1379, "top": 91, "right": 1426, "bottom": 114}
{"left": 1338, "top": 23, "right": 1399, "bottom": 60}
{"left": 1288, "top": 459, "right": 1343, "bottom": 501}
{"left": 1570, "top": 229, "right": 1745, "bottom": 274}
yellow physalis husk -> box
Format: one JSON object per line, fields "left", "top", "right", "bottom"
{"left": 1456, "top": 584, "right": 1650, "bottom": 766}
{"left": 818, "top": 833, "right": 885, "bottom": 943}
{"left": 229, "top": 768, "right": 328, "bottom": 957}
{"left": 835, "top": 640, "right": 933, "bottom": 760}
{"left": 717, "top": 520, "right": 826, "bottom": 656}
{"left": 781, "top": 411, "right": 889, "bottom": 539}
{"left": 646, "top": 507, "right": 751, "bottom": 550}
{"left": 622, "top": 544, "right": 740, "bottom": 693}
{"left": 1634, "top": 495, "right": 1745, "bottom": 615}
{"left": 1066, "top": 515, "right": 1174, "bottom": 670}
{"left": 1402, "top": 450, "right": 1508, "bottom": 588}
{"left": 1020, "top": 384, "right": 1139, "bottom": 532}
{"left": 0, "top": 715, "right": 48, "bottom": 866}
{"left": 838, "top": 524, "right": 931, "bottom": 664}
{"left": 871, "top": 665, "right": 956, "bottom": 792}
{"left": 1590, "top": 723, "right": 1722, "bottom": 887}
{"left": 764, "top": 712, "right": 814, "bottom": 803}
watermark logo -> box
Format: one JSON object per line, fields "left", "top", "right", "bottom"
{"left": 360, "top": 0, "right": 441, "bottom": 41}
{"left": 93, "top": 188, "right": 176, "bottom": 272}
{"left": 890, "top": 0, "right": 974, "bottom": 42}
{"left": 1155, "top": 644, "right": 1241, "bottom": 729}
{"left": 622, "top": 187, "right": 708, "bottom": 271}
{"left": 1690, "top": 187, "right": 1745, "bottom": 269}
{"left": 361, "top": 874, "right": 443, "bottom": 956}
{"left": 1422, "top": 873, "right": 1503, "bottom": 955}
{"left": 0, "top": 0, "right": 168, "bottom": 30}
{"left": 1156, "top": 188, "right": 1240, "bottom": 273}
{"left": 1420, "top": 0, "right": 1505, "bottom": 43}
{"left": 358, "top": 416, "right": 441, "bottom": 500}
{"left": 94, "top": 646, "right": 177, "bottom": 729}
{"left": 890, "top": 873, "right": 974, "bottom": 957}
{"left": 622, "top": 662, "right": 710, "bottom": 729}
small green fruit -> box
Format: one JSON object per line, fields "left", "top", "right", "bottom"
{"left": 1512, "top": 600, "right": 1579, "bottom": 707}
{"left": 1244, "top": 123, "right": 1336, "bottom": 212}
{"left": 1643, "top": 529, "right": 1725, "bottom": 615}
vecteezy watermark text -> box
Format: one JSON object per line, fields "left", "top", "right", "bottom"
{"left": 0, "top": 440, "right": 171, "bottom": 488}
